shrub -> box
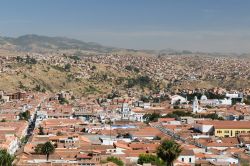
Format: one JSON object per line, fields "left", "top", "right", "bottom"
{"left": 106, "top": 156, "right": 124, "bottom": 166}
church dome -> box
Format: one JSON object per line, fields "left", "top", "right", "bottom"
{"left": 200, "top": 95, "right": 207, "bottom": 101}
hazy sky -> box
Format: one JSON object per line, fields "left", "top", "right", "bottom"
{"left": 0, "top": 0, "right": 250, "bottom": 53}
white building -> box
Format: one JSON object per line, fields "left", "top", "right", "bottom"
{"left": 143, "top": 103, "right": 151, "bottom": 109}
{"left": 226, "top": 93, "right": 243, "bottom": 102}
{"left": 199, "top": 94, "right": 232, "bottom": 106}
{"left": 131, "top": 111, "right": 145, "bottom": 122}
{"left": 207, "top": 155, "right": 239, "bottom": 165}
{"left": 193, "top": 96, "right": 205, "bottom": 113}
{"left": 36, "top": 111, "right": 48, "bottom": 126}
{"left": 121, "top": 103, "right": 131, "bottom": 120}
{"left": 0, "top": 135, "right": 20, "bottom": 155}
{"left": 177, "top": 149, "right": 195, "bottom": 165}
{"left": 200, "top": 94, "right": 219, "bottom": 107}
{"left": 120, "top": 103, "right": 146, "bottom": 122}
{"left": 193, "top": 121, "right": 214, "bottom": 134}
{"left": 226, "top": 93, "right": 243, "bottom": 99}
{"left": 219, "top": 98, "right": 232, "bottom": 105}
{"left": 171, "top": 95, "right": 188, "bottom": 105}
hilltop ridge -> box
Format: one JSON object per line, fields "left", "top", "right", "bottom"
{"left": 0, "top": 34, "right": 116, "bottom": 53}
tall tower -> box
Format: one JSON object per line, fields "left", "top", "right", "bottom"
{"left": 121, "top": 103, "right": 131, "bottom": 120}
{"left": 193, "top": 96, "right": 199, "bottom": 113}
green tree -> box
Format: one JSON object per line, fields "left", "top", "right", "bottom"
{"left": 163, "top": 110, "right": 193, "bottom": 119}
{"left": 25, "top": 55, "right": 37, "bottom": 64}
{"left": 56, "top": 131, "right": 63, "bottom": 136}
{"left": 137, "top": 75, "right": 151, "bottom": 87}
{"left": 69, "top": 55, "right": 80, "bottom": 61}
{"left": 125, "top": 65, "right": 133, "bottom": 71}
{"left": 59, "top": 97, "right": 69, "bottom": 105}
{"left": 0, "top": 149, "right": 14, "bottom": 166}
{"left": 91, "top": 65, "right": 96, "bottom": 70}
{"left": 140, "top": 95, "right": 150, "bottom": 102}
{"left": 133, "top": 67, "right": 140, "bottom": 73}
{"left": 153, "top": 136, "right": 162, "bottom": 140}
{"left": 125, "top": 75, "right": 152, "bottom": 88}
{"left": 138, "top": 154, "right": 164, "bottom": 166}
{"left": 34, "top": 144, "right": 44, "bottom": 154}
{"left": 19, "top": 111, "right": 30, "bottom": 121}
{"left": 143, "top": 113, "right": 161, "bottom": 123}
{"left": 126, "top": 78, "right": 136, "bottom": 88}
{"left": 157, "top": 140, "right": 182, "bottom": 166}
{"left": 38, "top": 126, "right": 45, "bottom": 135}
{"left": 64, "top": 63, "right": 71, "bottom": 71}
{"left": 16, "top": 56, "right": 23, "bottom": 62}
{"left": 21, "top": 136, "right": 29, "bottom": 145}
{"left": 33, "top": 84, "right": 42, "bottom": 92}
{"left": 81, "top": 128, "right": 86, "bottom": 133}
{"left": 0, "top": 119, "right": 6, "bottom": 122}
{"left": 30, "top": 58, "right": 37, "bottom": 64}
{"left": 18, "top": 81, "right": 26, "bottom": 89}
{"left": 41, "top": 88, "right": 46, "bottom": 93}
{"left": 244, "top": 95, "right": 250, "bottom": 105}
{"left": 195, "top": 113, "right": 224, "bottom": 120}
{"left": 107, "top": 90, "right": 120, "bottom": 99}
{"left": 106, "top": 156, "right": 124, "bottom": 166}
{"left": 41, "top": 142, "right": 55, "bottom": 161}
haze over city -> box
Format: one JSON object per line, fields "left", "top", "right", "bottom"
{"left": 1, "top": 0, "right": 250, "bottom": 52}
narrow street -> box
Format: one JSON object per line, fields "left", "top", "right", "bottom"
{"left": 151, "top": 122, "right": 207, "bottom": 149}
{"left": 15, "top": 101, "right": 43, "bottom": 155}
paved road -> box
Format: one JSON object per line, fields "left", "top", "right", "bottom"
{"left": 151, "top": 122, "right": 207, "bottom": 149}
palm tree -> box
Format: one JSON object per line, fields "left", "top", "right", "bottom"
{"left": 157, "top": 140, "right": 182, "bottom": 166}
{"left": 0, "top": 149, "right": 14, "bottom": 166}
{"left": 41, "top": 141, "right": 55, "bottom": 161}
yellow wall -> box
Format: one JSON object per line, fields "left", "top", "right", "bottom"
{"left": 215, "top": 129, "right": 250, "bottom": 137}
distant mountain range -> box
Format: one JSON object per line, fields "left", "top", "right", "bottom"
{"left": 0, "top": 34, "right": 245, "bottom": 56}
{"left": 0, "top": 34, "right": 116, "bottom": 52}
{"left": 0, "top": 34, "right": 186, "bottom": 55}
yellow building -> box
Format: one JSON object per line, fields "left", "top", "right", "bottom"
{"left": 195, "top": 120, "right": 250, "bottom": 138}
{"left": 214, "top": 121, "right": 250, "bottom": 137}
{"left": 215, "top": 128, "right": 250, "bottom": 137}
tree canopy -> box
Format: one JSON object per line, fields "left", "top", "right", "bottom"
{"left": 138, "top": 153, "right": 164, "bottom": 166}
{"left": 0, "top": 149, "right": 14, "bottom": 166}
{"left": 19, "top": 110, "right": 30, "bottom": 121}
{"left": 106, "top": 156, "right": 124, "bottom": 166}
{"left": 157, "top": 140, "right": 182, "bottom": 166}
{"left": 41, "top": 142, "right": 55, "bottom": 161}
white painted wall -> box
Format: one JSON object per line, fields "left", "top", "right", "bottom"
{"left": 177, "top": 155, "right": 195, "bottom": 164}
{"left": 193, "top": 124, "right": 213, "bottom": 133}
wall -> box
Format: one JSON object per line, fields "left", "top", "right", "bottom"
{"left": 177, "top": 155, "right": 195, "bottom": 164}
{"left": 215, "top": 128, "right": 250, "bottom": 137}
{"left": 194, "top": 124, "right": 213, "bottom": 134}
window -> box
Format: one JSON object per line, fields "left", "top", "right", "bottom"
{"left": 182, "top": 158, "right": 184, "bottom": 162}
{"left": 224, "top": 130, "right": 229, "bottom": 133}
{"left": 217, "top": 130, "right": 222, "bottom": 133}
{"left": 189, "top": 158, "right": 192, "bottom": 163}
